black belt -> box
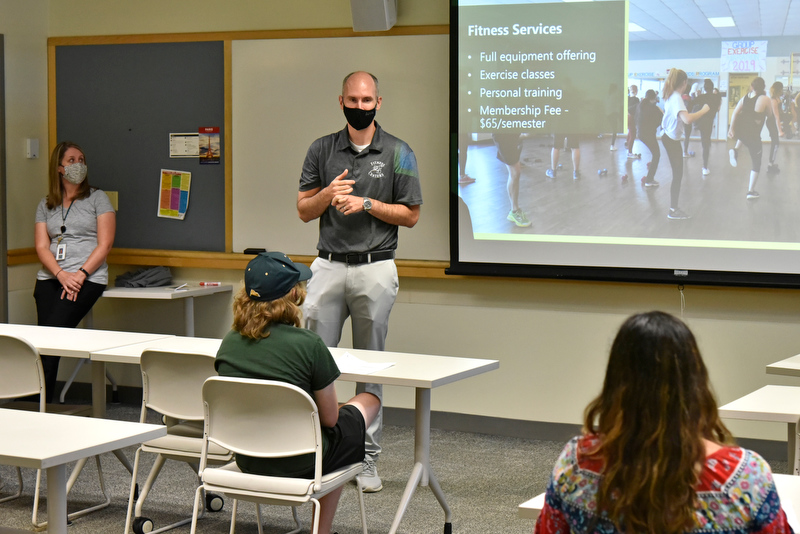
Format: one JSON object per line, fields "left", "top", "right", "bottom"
{"left": 319, "top": 250, "right": 395, "bottom": 265}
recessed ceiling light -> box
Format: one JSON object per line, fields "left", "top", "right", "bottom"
{"left": 629, "top": 22, "right": 645, "bottom": 32}
{"left": 708, "top": 16, "right": 735, "bottom": 28}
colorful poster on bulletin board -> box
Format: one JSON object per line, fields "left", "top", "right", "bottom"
{"left": 158, "top": 169, "right": 191, "bottom": 220}
{"left": 199, "top": 126, "right": 220, "bottom": 165}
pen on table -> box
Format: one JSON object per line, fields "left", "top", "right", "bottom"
{"left": 174, "top": 283, "right": 188, "bottom": 290}
{"left": 199, "top": 282, "right": 222, "bottom": 286}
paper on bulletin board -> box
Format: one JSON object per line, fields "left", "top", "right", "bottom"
{"left": 158, "top": 169, "right": 191, "bottom": 220}
{"left": 199, "top": 126, "right": 220, "bottom": 165}
{"left": 169, "top": 132, "right": 200, "bottom": 158}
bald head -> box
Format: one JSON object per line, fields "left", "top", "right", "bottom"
{"left": 342, "top": 71, "right": 380, "bottom": 98}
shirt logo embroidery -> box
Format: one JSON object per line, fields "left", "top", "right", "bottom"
{"left": 368, "top": 161, "right": 385, "bottom": 178}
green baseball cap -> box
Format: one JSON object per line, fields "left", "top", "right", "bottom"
{"left": 244, "top": 251, "right": 312, "bottom": 302}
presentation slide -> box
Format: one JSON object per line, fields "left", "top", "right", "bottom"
{"left": 460, "top": 2, "right": 625, "bottom": 135}
{"left": 452, "top": 0, "right": 800, "bottom": 286}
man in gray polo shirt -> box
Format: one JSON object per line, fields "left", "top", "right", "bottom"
{"left": 297, "top": 71, "right": 423, "bottom": 492}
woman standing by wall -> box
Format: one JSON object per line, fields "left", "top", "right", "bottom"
{"left": 33, "top": 141, "right": 116, "bottom": 402}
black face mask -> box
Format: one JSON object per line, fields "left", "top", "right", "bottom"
{"left": 343, "top": 105, "right": 377, "bottom": 131}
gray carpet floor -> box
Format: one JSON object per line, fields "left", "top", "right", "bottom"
{"left": 0, "top": 403, "right": 789, "bottom": 534}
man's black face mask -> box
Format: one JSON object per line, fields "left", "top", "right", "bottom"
{"left": 343, "top": 105, "right": 377, "bottom": 131}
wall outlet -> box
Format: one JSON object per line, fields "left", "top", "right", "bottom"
{"left": 26, "top": 138, "right": 39, "bottom": 159}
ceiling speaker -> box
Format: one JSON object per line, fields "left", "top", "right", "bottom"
{"left": 350, "top": 0, "right": 397, "bottom": 32}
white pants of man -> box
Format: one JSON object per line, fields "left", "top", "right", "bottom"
{"left": 304, "top": 257, "right": 399, "bottom": 461}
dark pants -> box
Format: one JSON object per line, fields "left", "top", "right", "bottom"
{"left": 640, "top": 134, "right": 660, "bottom": 182}
{"left": 661, "top": 135, "right": 684, "bottom": 209}
{"left": 683, "top": 123, "right": 692, "bottom": 153}
{"left": 33, "top": 278, "right": 106, "bottom": 403}
{"left": 736, "top": 132, "right": 764, "bottom": 172}
{"left": 767, "top": 118, "right": 780, "bottom": 165}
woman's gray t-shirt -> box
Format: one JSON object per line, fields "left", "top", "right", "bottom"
{"left": 35, "top": 189, "right": 114, "bottom": 284}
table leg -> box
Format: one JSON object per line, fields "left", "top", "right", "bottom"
{"left": 387, "top": 388, "right": 452, "bottom": 534}
{"left": 791, "top": 422, "right": 799, "bottom": 475}
{"left": 46, "top": 465, "right": 68, "bottom": 534}
{"left": 184, "top": 297, "right": 195, "bottom": 337}
{"left": 91, "top": 360, "right": 107, "bottom": 419}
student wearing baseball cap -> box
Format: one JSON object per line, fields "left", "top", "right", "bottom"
{"left": 215, "top": 251, "right": 380, "bottom": 534}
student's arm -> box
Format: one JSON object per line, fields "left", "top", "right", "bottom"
{"left": 79, "top": 211, "right": 116, "bottom": 278}
{"left": 728, "top": 98, "right": 744, "bottom": 138}
{"left": 313, "top": 383, "right": 339, "bottom": 428}
{"left": 297, "top": 169, "right": 355, "bottom": 223}
{"left": 678, "top": 103, "right": 709, "bottom": 125}
{"left": 34, "top": 222, "right": 60, "bottom": 278}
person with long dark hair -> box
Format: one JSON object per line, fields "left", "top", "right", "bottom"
{"left": 729, "top": 77, "right": 774, "bottom": 199}
{"left": 660, "top": 69, "right": 709, "bottom": 219}
{"left": 34, "top": 141, "right": 116, "bottom": 402}
{"left": 535, "top": 311, "right": 791, "bottom": 534}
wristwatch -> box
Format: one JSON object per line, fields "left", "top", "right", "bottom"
{"left": 362, "top": 197, "right": 373, "bottom": 212}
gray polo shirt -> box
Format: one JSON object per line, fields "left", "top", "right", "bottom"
{"left": 300, "top": 123, "right": 423, "bottom": 254}
{"left": 35, "top": 188, "right": 114, "bottom": 284}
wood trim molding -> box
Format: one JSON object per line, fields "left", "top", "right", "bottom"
{"left": 46, "top": 25, "right": 449, "bottom": 47}
{"left": 7, "top": 248, "right": 451, "bottom": 279}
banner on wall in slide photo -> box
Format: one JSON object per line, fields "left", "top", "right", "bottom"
{"left": 198, "top": 126, "right": 220, "bottom": 164}
{"left": 720, "top": 41, "right": 767, "bottom": 73}
{"left": 158, "top": 169, "right": 191, "bottom": 220}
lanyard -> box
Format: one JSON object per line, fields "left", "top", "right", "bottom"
{"left": 57, "top": 201, "right": 74, "bottom": 244}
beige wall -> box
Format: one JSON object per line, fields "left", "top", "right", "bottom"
{"left": 47, "top": 0, "right": 448, "bottom": 35}
{"left": 4, "top": 1, "right": 799, "bottom": 443}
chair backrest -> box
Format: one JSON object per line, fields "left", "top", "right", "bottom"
{"left": 202, "top": 376, "right": 321, "bottom": 462}
{"left": 140, "top": 350, "right": 218, "bottom": 422}
{"left": 0, "top": 334, "right": 45, "bottom": 410}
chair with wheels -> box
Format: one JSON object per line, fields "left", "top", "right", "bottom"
{"left": 189, "top": 376, "right": 368, "bottom": 534}
{"left": 0, "top": 333, "right": 111, "bottom": 529}
{"left": 125, "top": 350, "right": 233, "bottom": 534}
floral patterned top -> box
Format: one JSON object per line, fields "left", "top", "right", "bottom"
{"left": 535, "top": 435, "right": 792, "bottom": 534}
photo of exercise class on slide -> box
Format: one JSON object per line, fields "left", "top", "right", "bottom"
{"left": 453, "top": 0, "right": 800, "bottom": 283}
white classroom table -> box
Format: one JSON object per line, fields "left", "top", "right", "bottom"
{"left": 718, "top": 385, "right": 800, "bottom": 474}
{"left": 518, "top": 473, "right": 800, "bottom": 531}
{"left": 0, "top": 323, "right": 173, "bottom": 418}
{"left": 95, "top": 284, "right": 233, "bottom": 337}
{"left": 90, "top": 335, "right": 223, "bottom": 365}
{"left": 90, "top": 339, "right": 499, "bottom": 534}
{"left": 0, "top": 408, "right": 165, "bottom": 534}
{"left": 767, "top": 354, "right": 800, "bottom": 378}
{"left": 328, "top": 347, "right": 499, "bottom": 534}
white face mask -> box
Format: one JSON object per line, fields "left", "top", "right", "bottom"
{"left": 63, "top": 162, "right": 88, "bottom": 185}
